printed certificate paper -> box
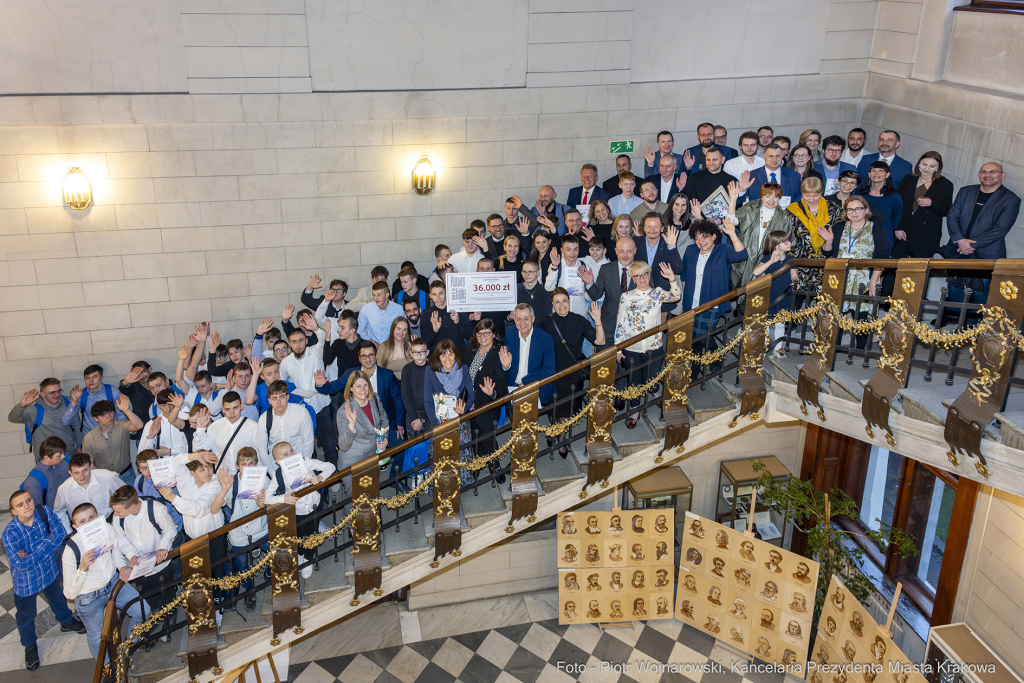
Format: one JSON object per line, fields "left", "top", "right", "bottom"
{"left": 445, "top": 272, "right": 518, "bottom": 312}
{"left": 278, "top": 455, "right": 311, "bottom": 491}
{"left": 76, "top": 518, "right": 114, "bottom": 557}
{"left": 128, "top": 551, "right": 158, "bottom": 580}
{"left": 149, "top": 457, "right": 177, "bottom": 489}
{"left": 236, "top": 466, "right": 267, "bottom": 500}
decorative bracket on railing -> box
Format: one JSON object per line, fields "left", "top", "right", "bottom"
{"left": 351, "top": 458, "right": 382, "bottom": 599}
{"left": 862, "top": 259, "right": 929, "bottom": 446}
{"left": 731, "top": 273, "right": 771, "bottom": 426}
{"left": 181, "top": 536, "right": 220, "bottom": 679}
{"left": 945, "top": 259, "right": 1024, "bottom": 477}
{"left": 584, "top": 347, "right": 618, "bottom": 493}
{"left": 798, "top": 258, "right": 849, "bottom": 420}
{"left": 431, "top": 420, "right": 463, "bottom": 564}
{"left": 510, "top": 384, "right": 539, "bottom": 525}
{"left": 267, "top": 503, "right": 300, "bottom": 641}
{"left": 662, "top": 311, "right": 694, "bottom": 458}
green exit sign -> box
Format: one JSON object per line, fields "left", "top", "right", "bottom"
{"left": 609, "top": 140, "right": 634, "bottom": 154}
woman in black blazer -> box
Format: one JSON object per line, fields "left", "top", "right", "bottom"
{"left": 464, "top": 319, "right": 510, "bottom": 482}
{"left": 893, "top": 152, "right": 955, "bottom": 259}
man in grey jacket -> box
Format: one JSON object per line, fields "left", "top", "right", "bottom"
{"left": 9, "top": 379, "right": 82, "bottom": 457}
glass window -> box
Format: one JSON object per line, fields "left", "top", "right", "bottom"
{"left": 857, "top": 446, "right": 903, "bottom": 532}
{"left": 897, "top": 466, "right": 956, "bottom": 593}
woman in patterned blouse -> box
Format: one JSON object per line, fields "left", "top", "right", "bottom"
{"left": 613, "top": 260, "right": 681, "bottom": 429}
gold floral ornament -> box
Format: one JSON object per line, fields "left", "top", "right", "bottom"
{"left": 597, "top": 367, "right": 610, "bottom": 379}
{"left": 359, "top": 475, "right": 372, "bottom": 489}
{"left": 275, "top": 516, "right": 289, "bottom": 528}
{"left": 751, "top": 295, "right": 763, "bottom": 308}
{"left": 1000, "top": 280, "right": 1018, "bottom": 300}
{"left": 674, "top": 331, "right": 687, "bottom": 343}
{"left": 901, "top": 277, "right": 915, "bottom": 294}
{"left": 828, "top": 274, "right": 839, "bottom": 290}
{"left": 521, "top": 402, "right": 533, "bottom": 413}
{"left": 440, "top": 438, "right": 453, "bottom": 450}
{"left": 188, "top": 557, "right": 203, "bottom": 569}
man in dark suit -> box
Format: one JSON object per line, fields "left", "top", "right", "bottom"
{"left": 643, "top": 131, "right": 684, "bottom": 178}
{"left": 739, "top": 144, "right": 801, "bottom": 204}
{"left": 856, "top": 130, "right": 913, "bottom": 188}
{"left": 501, "top": 304, "right": 556, "bottom": 404}
{"left": 580, "top": 236, "right": 638, "bottom": 349}
{"left": 683, "top": 122, "right": 735, "bottom": 174}
{"left": 603, "top": 155, "right": 635, "bottom": 197}
{"left": 634, "top": 212, "right": 684, "bottom": 319}
{"left": 314, "top": 340, "right": 405, "bottom": 440}
{"left": 566, "top": 164, "right": 612, "bottom": 211}
{"left": 945, "top": 162, "right": 1022, "bottom": 306}
{"left": 644, "top": 154, "right": 687, "bottom": 204}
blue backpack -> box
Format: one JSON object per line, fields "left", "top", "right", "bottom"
{"left": 20, "top": 453, "right": 72, "bottom": 502}
{"left": 23, "top": 397, "right": 71, "bottom": 445}
{"left": 81, "top": 385, "right": 114, "bottom": 421}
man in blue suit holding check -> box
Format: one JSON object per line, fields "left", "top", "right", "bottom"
{"left": 501, "top": 304, "right": 556, "bottom": 405}
{"left": 856, "top": 130, "right": 913, "bottom": 188}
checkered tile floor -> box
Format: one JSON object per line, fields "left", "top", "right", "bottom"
{"left": 286, "top": 616, "right": 796, "bottom": 683}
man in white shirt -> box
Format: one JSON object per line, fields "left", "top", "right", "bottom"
{"left": 646, "top": 154, "right": 686, "bottom": 204}
{"left": 357, "top": 281, "right": 404, "bottom": 345}
{"left": 840, "top": 127, "right": 869, "bottom": 167}
{"left": 180, "top": 370, "right": 223, "bottom": 420}
{"left": 138, "top": 392, "right": 189, "bottom": 458}
{"left": 193, "top": 392, "right": 268, "bottom": 472}
{"left": 608, "top": 172, "right": 643, "bottom": 216}
{"left": 265, "top": 441, "right": 335, "bottom": 578}
{"left": 257, "top": 381, "right": 316, "bottom": 459}
{"left": 54, "top": 453, "right": 123, "bottom": 524}
{"left": 723, "top": 131, "right": 766, "bottom": 179}
{"left": 545, "top": 235, "right": 590, "bottom": 317}
{"left": 448, "top": 227, "right": 485, "bottom": 275}
{"left": 280, "top": 326, "right": 335, "bottom": 459}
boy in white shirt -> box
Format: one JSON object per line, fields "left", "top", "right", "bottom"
{"left": 54, "top": 453, "right": 123, "bottom": 526}
{"left": 180, "top": 370, "right": 224, "bottom": 420}
{"left": 265, "top": 441, "right": 335, "bottom": 579}
{"left": 581, "top": 235, "right": 611, "bottom": 274}
{"left": 209, "top": 447, "right": 269, "bottom": 611}
{"left": 193, "top": 391, "right": 268, "bottom": 472}
{"left": 257, "top": 380, "right": 316, "bottom": 458}
{"left": 139, "top": 390, "right": 190, "bottom": 457}
{"left": 63, "top": 502, "right": 143, "bottom": 661}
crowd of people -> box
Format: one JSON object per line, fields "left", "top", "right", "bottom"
{"left": 3, "top": 122, "right": 1021, "bottom": 673}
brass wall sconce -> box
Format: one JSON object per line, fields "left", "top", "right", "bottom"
{"left": 62, "top": 167, "right": 92, "bottom": 209}
{"left": 412, "top": 157, "right": 435, "bottom": 195}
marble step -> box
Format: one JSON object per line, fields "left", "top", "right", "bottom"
{"left": 536, "top": 444, "right": 587, "bottom": 493}
{"left": 568, "top": 433, "right": 622, "bottom": 476}
{"left": 461, "top": 478, "right": 510, "bottom": 528}
{"left": 424, "top": 507, "right": 471, "bottom": 547}
{"left": 996, "top": 411, "right": 1024, "bottom": 449}
{"left": 610, "top": 413, "right": 659, "bottom": 456}
{"left": 826, "top": 366, "right": 877, "bottom": 403}
{"left": 497, "top": 475, "right": 547, "bottom": 506}
{"left": 687, "top": 380, "right": 736, "bottom": 423}
{"left": 381, "top": 504, "right": 432, "bottom": 565}
{"left": 134, "top": 625, "right": 188, "bottom": 683}
{"left": 900, "top": 381, "right": 966, "bottom": 425}
{"left": 769, "top": 355, "right": 805, "bottom": 386}
{"left": 647, "top": 406, "right": 665, "bottom": 438}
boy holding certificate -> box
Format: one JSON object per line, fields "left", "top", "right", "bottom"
{"left": 63, "top": 502, "right": 143, "bottom": 661}
{"left": 133, "top": 449, "right": 184, "bottom": 544}
{"left": 266, "top": 441, "right": 335, "bottom": 579}
{"left": 209, "top": 447, "right": 269, "bottom": 611}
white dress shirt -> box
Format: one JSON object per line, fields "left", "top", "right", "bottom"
{"left": 257, "top": 404, "right": 316, "bottom": 460}
{"left": 170, "top": 453, "right": 224, "bottom": 539}
{"left": 54, "top": 469, "right": 122, "bottom": 523}
{"left": 692, "top": 253, "right": 712, "bottom": 309}
{"left": 184, "top": 386, "right": 223, "bottom": 419}
{"left": 63, "top": 522, "right": 128, "bottom": 599}
{"left": 723, "top": 154, "right": 765, "bottom": 179}
{"left": 223, "top": 470, "right": 270, "bottom": 548}
{"left": 840, "top": 147, "right": 868, "bottom": 166}
{"left": 111, "top": 499, "right": 177, "bottom": 575}
{"left": 280, "top": 335, "right": 330, "bottom": 414}
{"left": 194, "top": 416, "right": 270, "bottom": 473}
{"left": 448, "top": 248, "right": 483, "bottom": 276}
{"left": 266, "top": 458, "right": 336, "bottom": 516}
{"left": 660, "top": 177, "right": 676, "bottom": 203}
{"left": 513, "top": 329, "right": 533, "bottom": 388}
{"left": 139, "top": 416, "right": 189, "bottom": 457}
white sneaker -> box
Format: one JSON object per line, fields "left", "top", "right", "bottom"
{"left": 215, "top": 610, "right": 223, "bottom": 629}
{"left": 301, "top": 565, "right": 313, "bottom": 579}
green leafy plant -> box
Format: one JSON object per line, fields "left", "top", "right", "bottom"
{"left": 751, "top": 460, "right": 918, "bottom": 626}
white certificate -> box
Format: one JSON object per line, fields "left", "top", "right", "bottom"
{"left": 291, "top": 388, "right": 316, "bottom": 399}
{"left": 563, "top": 265, "right": 585, "bottom": 297}
{"left": 149, "top": 457, "right": 177, "bottom": 489}
{"left": 236, "top": 466, "right": 267, "bottom": 500}
{"left": 77, "top": 518, "right": 113, "bottom": 557}
{"left": 445, "top": 271, "right": 518, "bottom": 313}
{"left": 576, "top": 204, "right": 591, "bottom": 224}
{"left": 128, "top": 551, "right": 158, "bottom": 580}
{"left": 278, "top": 455, "right": 311, "bottom": 492}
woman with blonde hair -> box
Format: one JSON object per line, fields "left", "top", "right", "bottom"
{"left": 337, "top": 370, "right": 389, "bottom": 470}
{"left": 799, "top": 129, "right": 823, "bottom": 161}
{"left": 376, "top": 317, "right": 413, "bottom": 380}
{"left": 612, "top": 214, "right": 638, "bottom": 247}
{"left": 787, "top": 176, "right": 841, "bottom": 295}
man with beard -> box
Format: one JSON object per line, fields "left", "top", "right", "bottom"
{"left": 724, "top": 131, "right": 766, "bottom": 179}
{"left": 603, "top": 155, "right": 633, "bottom": 197}
{"left": 841, "top": 127, "right": 869, "bottom": 167}
{"left": 684, "top": 147, "right": 738, "bottom": 204}
{"left": 484, "top": 213, "right": 518, "bottom": 261}
{"left": 531, "top": 185, "right": 567, "bottom": 231}
{"left": 856, "top": 130, "right": 913, "bottom": 187}
{"left": 683, "top": 122, "right": 734, "bottom": 173}
{"left": 403, "top": 300, "right": 422, "bottom": 339}
{"left": 279, "top": 328, "right": 336, "bottom": 460}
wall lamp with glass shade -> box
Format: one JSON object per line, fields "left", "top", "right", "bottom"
{"left": 62, "top": 167, "right": 92, "bottom": 209}
{"left": 412, "top": 157, "right": 435, "bottom": 195}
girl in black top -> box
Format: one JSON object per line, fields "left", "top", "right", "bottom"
{"left": 541, "top": 289, "right": 605, "bottom": 457}
{"left": 464, "top": 320, "right": 510, "bottom": 481}
{"left": 893, "top": 151, "right": 954, "bottom": 259}
{"left": 497, "top": 234, "right": 525, "bottom": 282}
{"left": 528, "top": 230, "right": 554, "bottom": 274}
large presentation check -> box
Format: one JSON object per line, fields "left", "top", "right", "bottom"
{"left": 445, "top": 271, "right": 518, "bottom": 312}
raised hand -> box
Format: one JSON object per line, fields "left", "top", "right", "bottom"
{"left": 450, "top": 311, "right": 460, "bottom": 325}
{"left": 169, "top": 392, "right": 184, "bottom": 411}
{"left": 70, "top": 384, "right": 83, "bottom": 405}
{"left": 643, "top": 145, "right": 656, "bottom": 166}
{"left": 453, "top": 398, "right": 466, "bottom": 415}
{"left": 195, "top": 451, "right": 218, "bottom": 466}
{"left": 195, "top": 322, "right": 209, "bottom": 343}
{"left": 324, "top": 321, "right": 332, "bottom": 342}
{"left": 472, "top": 235, "right": 488, "bottom": 250}
{"left": 115, "top": 394, "right": 131, "bottom": 414}
{"left": 299, "top": 314, "right": 318, "bottom": 333}
{"left": 308, "top": 274, "right": 322, "bottom": 291}
{"left": 664, "top": 224, "right": 679, "bottom": 248}
{"left": 683, "top": 149, "right": 695, "bottom": 170}
{"left": 195, "top": 407, "right": 211, "bottom": 429}
{"left": 282, "top": 304, "right": 295, "bottom": 321}
{"left": 589, "top": 301, "right": 602, "bottom": 320}
{"left": 431, "top": 310, "right": 442, "bottom": 332}
{"left": 249, "top": 355, "right": 263, "bottom": 378}
{"left": 517, "top": 216, "right": 531, "bottom": 235}
{"left": 721, "top": 217, "right": 738, "bottom": 238}
{"left": 659, "top": 261, "right": 675, "bottom": 282}
{"left": 209, "top": 331, "right": 222, "bottom": 349}
{"left": 533, "top": 196, "right": 546, "bottom": 213}
{"left": 632, "top": 219, "right": 643, "bottom": 236}
{"left": 187, "top": 333, "right": 199, "bottom": 350}
{"left": 125, "top": 366, "right": 146, "bottom": 384}
{"left": 313, "top": 369, "right": 328, "bottom": 387}
{"left": 178, "top": 344, "right": 190, "bottom": 361}
{"left": 550, "top": 247, "right": 561, "bottom": 267}
{"left": 578, "top": 263, "right": 594, "bottom": 285}
{"left": 689, "top": 198, "right": 703, "bottom": 219}
{"left": 537, "top": 215, "right": 555, "bottom": 231}
{"left": 217, "top": 467, "right": 233, "bottom": 488}
{"left": 582, "top": 225, "right": 595, "bottom": 241}
{"left": 498, "top": 345, "right": 513, "bottom": 369}
{"left": 480, "top": 376, "right": 495, "bottom": 397}
{"left": 324, "top": 288, "right": 337, "bottom": 302}
{"left": 739, "top": 170, "right": 754, "bottom": 191}
{"left": 817, "top": 225, "right": 834, "bottom": 244}
{"left": 675, "top": 172, "right": 688, "bottom": 191}
{"left": 471, "top": 311, "right": 482, "bottom": 321}
{"left": 728, "top": 181, "right": 740, "bottom": 200}
{"left": 225, "top": 368, "right": 235, "bottom": 390}
{"left": 257, "top": 318, "right": 274, "bottom": 335}
{"left": 20, "top": 389, "right": 40, "bottom": 407}
{"left": 148, "top": 415, "right": 162, "bottom": 439}
{"left": 344, "top": 402, "right": 358, "bottom": 430}
{"left": 511, "top": 195, "right": 524, "bottom": 209}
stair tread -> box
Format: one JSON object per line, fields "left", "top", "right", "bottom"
{"left": 611, "top": 413, "right": 659, "bottom": 447}
{"left": 899, "top": 382, "right": 967, "bottom": 425}
{"left": 826, "top": 366, "right": 877, "bottom": 402}
{"left": 461, "top": 480, "right": 509, "bottom": 525}
{"left": 382, "top": 504, "right": 432, "bottom": 557}
{"left": 537, "top": 446, "right": 588, "bottom": 483}
{"left": 425, "top": 507, "right": 471, "bottom": 540}
{"left": 687, "top": 381, "right": 736, "bottom": 422}
{"left": 769, "top": 355, "right": 804, "bottom": 385}
{"left": 498, "top": 475, "right": 546, "bottom": 504}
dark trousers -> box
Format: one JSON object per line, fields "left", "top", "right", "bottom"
{"left": 14, "top": 576, "right": 75, "bottom": 647}
{"left": 554, "top": 370, "right": 587, "bottom": 422}
{"left": 946, "top": 278, "right": 991, "bottom": 319}
{"left": 132, "top": 561, "right": 177, "bottom": 624}
{"left": 315, "top": 405, "right": 338, "bottom": 461}
{"left": 623, "top": 350, "right": 663, "bottom": 410}
{"left": 231, "top": 539, "right": 270, "bottom": 596}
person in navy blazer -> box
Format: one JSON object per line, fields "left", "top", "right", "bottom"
{"left": 855, "top": 130, "right": 913, "bottom": 188}
{"left": 740, "top": 144, "right": 801, "bottom": 204}
{"left": 634, "top": 213, "right": 684, "bottom": 314}
{"left": 643, "top": 131, "right": 685, "bottom": 177}
{"left": 315, "top": 340, "right": 405, "bottom": 437}
{"left": 682, "top": 123, "right": 735, "bottom": 173}
{"left": 501, "top": 304, "right": 557, "bottom": 404}
{"left": 680, "top": 219, "right": 749, "bottom": 341}
{"left": 566, "top": 164, "right": 612, "bottom": 208}
{"left": 947, "top": 163, "right": 1022, "bottom": 261}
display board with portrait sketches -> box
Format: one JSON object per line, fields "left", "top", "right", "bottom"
{"left": 557, "top": 509, "right": 675, "bottom": 625}
{"left": 675, "top": 511, "right": 818, "bottom": 673}
{"left": 808, "top": 576, "right": 926, "bottom": 683}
